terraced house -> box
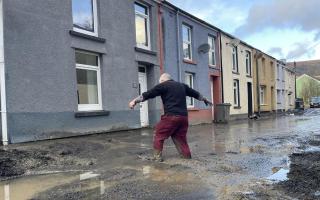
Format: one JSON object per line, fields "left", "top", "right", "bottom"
{"left": 253, "top": 50, "right": 277, "bottom": 115}
{"left": 0, "top": 0, "right": 163, "bottom": 144}
{"left": 220, "top": 33, "right": 254, "bottom": 119}
{"left": 0, "top": 0, "right": 297, "bottom": 144}
{"left": 161, "top": 1, "right": 222, "bottom": 124}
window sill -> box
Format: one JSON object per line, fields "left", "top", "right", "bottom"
{"left": 69, "top": 30, "right": 106, "bottom": 43}
{"left": 246, "top": 75, "right": 252, "bottom": 78}
{"left": 75, "top": 110, "right": 110, "bottom": 118}
{"left": 233, "top": 106, "right": 241, "bottom": 109}
{"left": 183, "top": 59, "right": 197, "bottom": 65}
{"left": 135, "top": 47, "right": 157, "bottom": 56}
{"left": 232, "top": 71, "right": 240, "bottom": 75}
{"left": 260, "top": 104, "right": 268, "bottom": 106}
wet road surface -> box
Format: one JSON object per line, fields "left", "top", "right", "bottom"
{"left": 1, "top": 109, "right": 320, "bottom": 199}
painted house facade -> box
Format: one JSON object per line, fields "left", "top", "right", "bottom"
{"left": 284, "top": 67, "right": 295, "bottom": 110}
{"left": 221, "top": 34, "right": 254, "bottom": 119}
{"left": 253, "top": 50, "right": 277, "bottom": 115}
{"left": 161, "top": 2, "right": 222, "bottom": 124}
{"left": 0, "top": 0, "right": 163, "bottom": 144}
{"left": 276, "top": 61, "right": 286, "bottom": 112}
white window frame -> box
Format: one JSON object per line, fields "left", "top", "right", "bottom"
{"left": 185, "top": 72, "right": 194, "bottom": 108}
{"left": 260, "top": 86, "right": 266, "bottom": 105}
{"left": 233, "top": 79, "right": 240, "bottom": 107}
{"left": 72, "top": 0, "right": 98, "bottom": 37}
{"left": 245, "top": 51, "right": 251, "bottom": 76}
{"left": 232, "top": 46, "right": 238, "bottom": 72}
{"left": 208, "top": 36, "right": 216, "bottom": 66}
{"left": 135, "top": 2, "right": 151, "bottom": 50}
{"left": 76, "top": 51, "right": 102, "bottom": 111}
{"left": 182, "top": 24, "right": 192, "bottom": 60}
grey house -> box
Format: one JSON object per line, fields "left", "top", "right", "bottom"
{"left": 161, "top": 1, "right": 222, "bottom": 125}
{"left": 0, "top": 0, "right": 162, "bottom": 144}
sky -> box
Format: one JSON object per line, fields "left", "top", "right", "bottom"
{"left": 167, "top": 0, "right": 320, "bottom": 62}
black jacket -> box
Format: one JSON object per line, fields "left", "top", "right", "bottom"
{"left": 142, "top": 80, "right": 201, "bottom": 116}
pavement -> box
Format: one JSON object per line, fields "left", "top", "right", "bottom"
{"left": 0, "top": 109, "right": 320, "bottom": 199}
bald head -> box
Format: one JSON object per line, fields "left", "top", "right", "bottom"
{"left": 159, "top": 73, "right": 172, "bottom": 83}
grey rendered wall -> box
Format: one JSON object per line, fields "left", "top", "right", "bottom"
{"left": 162, "top": 7, "right": 219, "bottom": 110}
{"left": 3, "top": 0, "right": 160, "bottom": 143}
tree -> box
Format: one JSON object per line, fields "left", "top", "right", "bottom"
{"left": 300, "top": 78, "right": 320, "bottom": 104}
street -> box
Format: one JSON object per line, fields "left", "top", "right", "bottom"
{"left": 0, "top": 109, "right": 320, "bottom": 199}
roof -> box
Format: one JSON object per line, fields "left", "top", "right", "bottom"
{"left": 162, "top": 0, "right": 278, "bottom": 61}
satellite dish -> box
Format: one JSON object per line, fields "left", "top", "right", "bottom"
{"left": 227, "top": 38, "right": 240, "bottom": 47}
{"left": 198, "top": 43, "right": 210, "bottom": 54}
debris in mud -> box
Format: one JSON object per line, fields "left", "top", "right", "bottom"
{"left": 0, "top": 149, "right": 53, "bottom": 178}
{"left": 277, "top": 151, "right": 320, "bottom": 199}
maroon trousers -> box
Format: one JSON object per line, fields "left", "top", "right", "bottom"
{"left": 154, "top": 115, "right": 191, "bottom": 158}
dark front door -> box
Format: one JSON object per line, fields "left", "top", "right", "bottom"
{"left": 247, "top": 82, "right": 253, "bottom": 116}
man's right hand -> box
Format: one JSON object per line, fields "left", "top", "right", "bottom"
{"left": 129, "top": 100, "right": 136, "bottom": 109}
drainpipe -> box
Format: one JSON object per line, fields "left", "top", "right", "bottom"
{"left": 0, "top": 0, "right": 8, "bottom": 145}
{"left": 157, "top": 3, "right": 164, "bottom": 74}
{"left": 175, "top": 10, "right": 182, "bottom": 82}
{"left": 219, "top": 32, "right": 224, "bottom": 103}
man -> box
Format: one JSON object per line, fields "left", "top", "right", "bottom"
{"left": 129, "top": 73, "right": 212, "bottom": 162}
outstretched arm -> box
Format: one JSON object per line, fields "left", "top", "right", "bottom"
{"left": 184, "top": 84, "right": 213, "bottom": 106}
{"left": 129, "top": 84, "right": 164, "bottom": 109}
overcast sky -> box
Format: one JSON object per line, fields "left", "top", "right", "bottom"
{"left": 167, "top": 0, "right": 320, "bottom": 62}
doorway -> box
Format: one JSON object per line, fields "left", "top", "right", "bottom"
{"left": 211, "top": 76, "right": 221, "bottom": 121}
{"left": 247, "top": 82, "right": 253, "bottom": 116}
{"left": 138, "top": 66, "right": 149, "bottom": 127}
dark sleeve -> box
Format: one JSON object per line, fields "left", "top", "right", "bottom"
{"left": 183, "top": 84, "right": 201, "bottom": 99}
{"left": 142, "top": 84, "right": 165, "bottom": 101}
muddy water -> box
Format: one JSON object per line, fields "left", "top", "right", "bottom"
{"left": 0, "top": 110, "right": 320, "bottom": 199}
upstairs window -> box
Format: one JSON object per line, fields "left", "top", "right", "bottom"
{"left": 182, "top": 24, "right": 192, "bottom": 60}
{"left": 135, "top": 2, "right": 150, "bottom": 49}
{"left": 245, "top": 51, "right": 251, "bottom": 76}
{"left": 232, "top": 46, "right": 238, "bottom": 72}
{"left": 208, "top": 36, "right": 216, "bottom": 66}
{"left": 72, "top": 0, "right": 98, "bottom": 36}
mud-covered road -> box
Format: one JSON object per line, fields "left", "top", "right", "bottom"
{"left": 1, "top": 109, "right": 320, "bottom": 200}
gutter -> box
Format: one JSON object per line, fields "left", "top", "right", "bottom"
{"left": 0, "top": 0, "right": 8, "bottom": 145}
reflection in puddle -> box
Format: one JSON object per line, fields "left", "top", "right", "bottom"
{"left": 268, "top": 168, "right": 289, "bottom": 182}
{"left": 0, "top": 172, "right": 105, "bottom": 200}
{"left": 80, "top": 172, "right": 100, "bottom": 181}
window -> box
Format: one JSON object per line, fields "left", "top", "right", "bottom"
{"left": 72, "top": 0, "right": 98, "bottom": 36}
{"left": 233, "top": 80, "right": 240, "bottom": 107}
{"left": 232, "top": 46, "right": 238, "bottom": 72}
{"left": 182, "top": 24, "right": 192, "bottom": 60}
{"left": 277, "top": 90, "right": 281, "bottom": 104}
{"left": 76, "top": 51, "right": 102, "bottom": 111}
{"left": 277, "top": 64, "right": 280, "bottom": 79}
{"left": 208, "top": 36, "right": 216, "bottom": 66}
{"left": 260, "top": 86, "right": 266, "bottom": 105}
{"left": 135, "top": 2, "right": 150, "bottom": 49}
{"left": 185, "top": 72, "right": 194, "bottom": 107}
{"left": 245, "top": 51, "right": 251, "bottom": 75}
